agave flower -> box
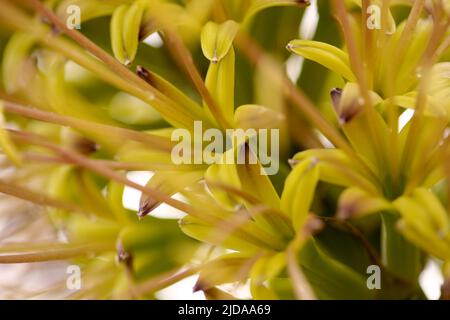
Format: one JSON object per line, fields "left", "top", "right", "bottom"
{"left": 0, "top": 0, "right": 449, "bottom": 300}
{"left": 0, "top": 0, "right": 307, "bottom": 298}
{"left": 177, "top": 0, "right": 450, "bottom": 299}
{"left": 284, "top": 0, "right": 450, "bottom": 294}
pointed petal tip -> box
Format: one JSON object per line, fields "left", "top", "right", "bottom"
{"left": 138, "top": 197, "right": 160, "bottom": 220}
{"left": 193, "top": 280, "right": 205, "bottom": 293}
{"left": 330, "top": 87, "right": 343, "bottom": 109}
{"left": 288, "top": 159, "right": 300, "bottom": 168}
{"left": 336, "top": 207, "right": 353, "bottom": 221}
{"left": 286, "top": 43, "right": 295, "bottom": 51}
{"left": 304, "top": 216, "right": 324, "bottom": 236}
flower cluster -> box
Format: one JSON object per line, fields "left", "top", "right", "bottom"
{"left": 0, "top": 0, "right": 449, "bottom": 300}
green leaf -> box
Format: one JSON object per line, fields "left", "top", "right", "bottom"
{"left": 298, "top": 240, "right": 374, "bottom": 299}
{"left": 315, "top": 225, "right": 373, "bottom": 275}
{"left": 381, "top": 212, "right": 421, "bottom": 282}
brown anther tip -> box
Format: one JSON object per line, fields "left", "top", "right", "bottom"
{"left": 74, "top": 138, "right": 98, "bottom": 155}
{"left": 117, "top": 250, "right": 131, "bottom": 262}
{"left": 441, "top": 279, "right": 450, "bottom": 300}
{"left": 136, "top": 65, "right": 147, "bottom": 76}
{"left": 193, "top": 281, "right": 205, "bottom": 293}
{"left": 308, "top": 157, "right": 319, "bottom": 169}
{"left": 304, "top": 216, "right": 324, "bottom": 235}
{"left": 211, "top": 56, "right": 219, "bottom": 64}
{"left": 330, "top": 88, "right": 343, "bottom": 109}
{"left": 40, "top": 15, "right": 52, "bottom": 26}
{"left": 336, "top": 207, "right": 353, "bottom": 221}
{"left": 332, "top": 89, "right": 361, "bottom": 124}
{"left": 51, "top": 24, "right": 62, "bottom": 36}
{"left": 297, "top": 0, "right": 311, "bottom": 6}
{"left": 288, "top": 158, "right": 299, "bottom": 168}
{"left": 136, "top": 65, "right": 155, "bottom": 86}
{"left": 124, "top": 59, "right": 132, "bottom": 67}
{"left": 138, "top": 197, "right": 159, "bottom": 220}
{"left": 138, "top": 26, "right": 147, "bottom": 42}
{"left": 137, "top": 212, "right": 145, "bottom": 221}
{"left": 137, "top": 207, "right": 148, "bottom": 220}
{"left": 116, "top": 240, "right": 132, "bottom": 266}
